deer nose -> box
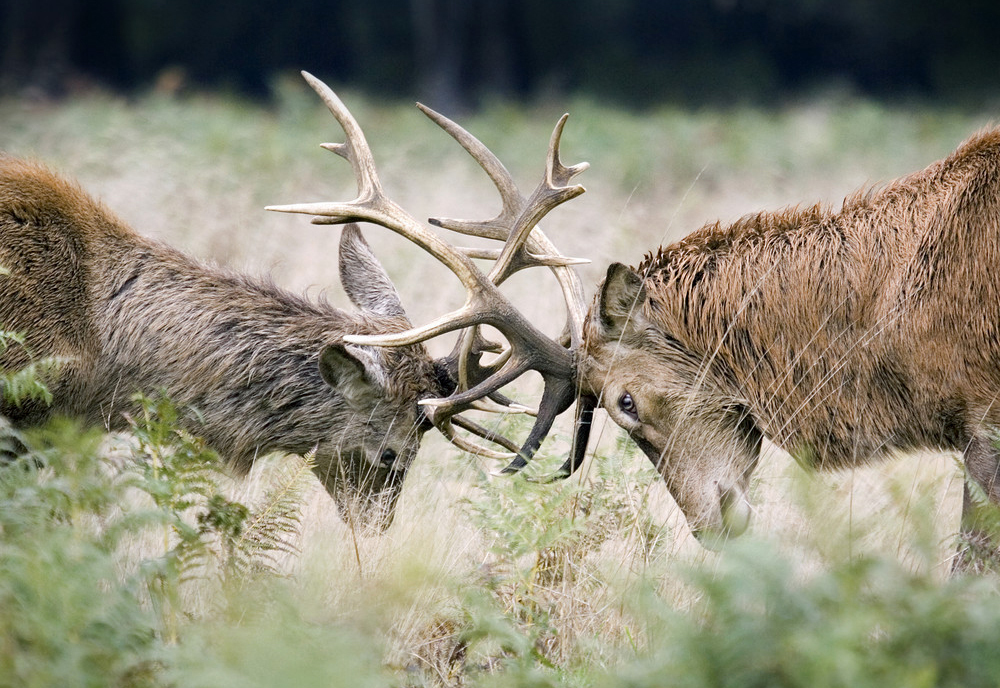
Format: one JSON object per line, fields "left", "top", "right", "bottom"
{"left": 689, "top": 482, "right": 752, "bottom": 549}
{"left": 717, "top": 481, "right": 752, "bottom": 537}
{"left": 380, "top": 448, "right": 398, "bottom": 468}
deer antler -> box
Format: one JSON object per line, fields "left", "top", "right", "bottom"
{"left": 268, "top": 71, "right": 591, "bottom": 471}
{"left": 412, "top": 101, "right": 594, "bottom": 474}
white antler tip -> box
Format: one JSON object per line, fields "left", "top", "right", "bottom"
{"left": 320, "top": 142, "right": 350, "bottom": 159}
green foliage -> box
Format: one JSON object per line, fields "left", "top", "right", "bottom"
{"left": 118, "top": 392, "right": 250, "bottom": 638}
{"left": 410, "top": 439, "right": 668, "bottom": 685}
{"left": 0, "top": 389, "right": 319, "bottom": 687}
{"left": 600, "top": 540, "right": 1000, "bottom": 688}
{"left": 221, "top": 453, "right": 314, "bottom": 586}
{"left": 0, "top": 328, "right": 61, "bottom": 409}
{"left": 0, "top": 324, "right": 63, "bottom": 458}
{"left": 414, "top": 434, "right": 1000, "bottom": 688}
{"left": 0, "top": 420, "right": 161, "bottom": 688}
{"left": 166, "top": 602, "right": 391, "bottom": 688}
{"left": 8, "top": 380, "right": 1000, "bottom": 688}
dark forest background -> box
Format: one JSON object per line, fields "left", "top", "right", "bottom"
{"left": 3, "top": 0, "right": 1000, "bottom": 109}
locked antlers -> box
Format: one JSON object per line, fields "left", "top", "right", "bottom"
{"left": 268, "top": 71, "right": 593, "bottom": 474}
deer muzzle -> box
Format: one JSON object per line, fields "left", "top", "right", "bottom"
{"left": 690, "top": 481, "right": 752, "bottom": 549}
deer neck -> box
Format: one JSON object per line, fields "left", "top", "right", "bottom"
{"left": 644, "top": 200, "right": 921, "bottom": 465}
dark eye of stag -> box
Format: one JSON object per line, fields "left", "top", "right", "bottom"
{"left": 618, "top": 392, "right": 638, "bottom": 420}
{"left": 380, "top": 448, "right": 397, "bottom": 468}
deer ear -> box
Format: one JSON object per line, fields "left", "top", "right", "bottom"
{"left": 595, "top": 263, "right": 647, "bottom": 336}
{"left": 338, "top": 224, "right": 407, "bottom": 318}
{"left": 318, "top": 343, "right": 382, "bottom": 403}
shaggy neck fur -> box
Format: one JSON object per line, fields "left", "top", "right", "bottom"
{"left": 635, "top": 129, "right": 1000, "bottom": 468}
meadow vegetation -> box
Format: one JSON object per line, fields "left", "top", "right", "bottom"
{"left": 2, "top": 79, "right": 1000, "bottom": 686}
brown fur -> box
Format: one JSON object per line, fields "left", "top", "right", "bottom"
{"left": 0, "top": 155, "right": 443, "bottom": 531}
{"left": 581, "top": 128, "right": 1000, "bottom": 542}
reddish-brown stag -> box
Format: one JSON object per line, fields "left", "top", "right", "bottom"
{"left": 576, "top": 129, "right": 1000, "bottom": 550}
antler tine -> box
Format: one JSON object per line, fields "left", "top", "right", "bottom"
{"left": 488, "top": 113, "right": 589, "bottom": 348}
{"left": 498, "top": 375, "right": 579, "bottom": 474}
{"left": 416, "top": 102, "right": 521, "bottom": 240}
{"left": 435, "top": 416, "right": 518, "bottom": 461}
{"left": 450, "top": 415, "right": 523, "bottom": 455}
{"left": 546, "top": 114, "right": 591, "bottom": 189}
{"left": 419, "top": 104, "right": 587, "bottom": 275}
{"left": 486, "top": 114, "right": 587, "bottom": 284}
{"left": 302, "top": 72, "right": 381, "bottom": 199}
{"left": 455, "top": 325, "right": 506, "bottom": 392}
{"left": 528, "top": 394, "right": 597, "bottom": 483}
{"left": 458, "top": 246, "right": 589, "bottom": 268}
{"left": 423, "top": 354, "right": 536, "bottom": 412}
{"left": 564, "top": 394, "right": 597, "bottom": 475}
{"left": 420, "top": 396, "right": 536, "bottom": 417}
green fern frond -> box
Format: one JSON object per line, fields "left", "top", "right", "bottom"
{"left": 225, "top": 454, "right": 313, "bottom": 581}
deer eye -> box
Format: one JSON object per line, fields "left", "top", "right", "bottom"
{"left": 618, "top": 392, "right": 638, "bottom": 420}
{"left": 380, "top": 448, "right": 398, "bottom": 467}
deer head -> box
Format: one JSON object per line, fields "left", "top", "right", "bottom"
{"left": 313, "top": 224, "right": 441, "bottom": 532}
{"left": 579, "top": 263, "right": 761, "bottom": 543}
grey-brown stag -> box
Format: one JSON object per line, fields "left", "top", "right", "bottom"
{"left": 575, "top": 128, "right": 1000, "bottom": 550}
{"left": 0, "top": 152, "right": 440, "bottom": 530}
{"left": 0, "top": 72, "right": 589, "bottom": 531}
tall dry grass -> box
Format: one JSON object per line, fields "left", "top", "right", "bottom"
{"left": 1, "top": 77, "right": 997, "bottom": 684}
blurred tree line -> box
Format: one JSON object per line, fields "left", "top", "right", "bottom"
{"left": 2, "top": 0, "right": 998, "bottom": 108}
